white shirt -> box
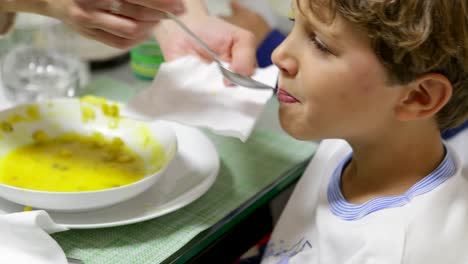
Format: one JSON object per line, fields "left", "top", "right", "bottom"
{"left": 261, "top": 138, "right": 468, "bottom": 264}
{"left": 447, "top": 127, "right": 468, "bottom": 163}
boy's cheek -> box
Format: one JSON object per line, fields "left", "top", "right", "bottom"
{"left": 344, "top": 59, "right": 387, "bottom": 95}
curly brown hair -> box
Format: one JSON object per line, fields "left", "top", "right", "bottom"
{"left": 299, "top": 0, "right": 468, "bottom": 130}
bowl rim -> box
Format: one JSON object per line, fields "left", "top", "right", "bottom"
{"left": 0, "top": 98, "right": 178, "bottom": 195}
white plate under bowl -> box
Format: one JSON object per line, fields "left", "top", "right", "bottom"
{"left": 0, "top": 98, "right": 177, "bottom": 212}
{"left": 0, "top": 122, "right": 219, "bottom": 228}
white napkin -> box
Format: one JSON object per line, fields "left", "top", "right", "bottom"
{"left": 126, "top": 56, "right": 279, "bottom": 142}
{"left": 0, "top": 81, "right": 69, "bottom": 264}
{"left": 0, "top": 210, "right": 69, "bottom": 264}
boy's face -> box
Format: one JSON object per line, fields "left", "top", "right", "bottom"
{"left": 272, "top": 0, "right": 402, "bottom": 141}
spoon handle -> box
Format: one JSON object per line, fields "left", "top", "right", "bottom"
{"left": 163, "top": 11, "right": 221, "bottom": 63}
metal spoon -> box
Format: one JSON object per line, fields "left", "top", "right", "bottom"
{"left": 163, "top": 11, "right": 275, "bottom": 90}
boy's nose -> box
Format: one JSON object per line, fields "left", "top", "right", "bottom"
{"left": 271, "top": 42, "right": 298, "bottom": 77}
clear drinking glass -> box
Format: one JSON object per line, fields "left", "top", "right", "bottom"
{"left": 0, "top": 45, "right": 83, "bottom": 103}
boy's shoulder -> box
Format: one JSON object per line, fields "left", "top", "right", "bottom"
{"left": 403, "top": 146, "right": 468, "bottom": 262}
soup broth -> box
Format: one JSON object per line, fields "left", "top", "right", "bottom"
{"left": 0, "top": 131, "right": 146, "bottom": 192}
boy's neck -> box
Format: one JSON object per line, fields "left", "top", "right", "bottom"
{"left": 340, "top": 123, "right": 446, "bottom": 204}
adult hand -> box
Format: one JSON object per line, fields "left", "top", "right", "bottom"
{"left": 46, "top": 0, "right": 185, "bottom": 49}
{"left": 155, "top": 15, "right": 258, "bottom": 81}
{"left": 221, "top": 1, "right": 272, "bottom": 47}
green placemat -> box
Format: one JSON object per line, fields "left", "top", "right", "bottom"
{"left": 81, "top": 77, "right": 144, "bottom": 102}
{"left": 52, "top": 77, "right": 318, "bottom": 263}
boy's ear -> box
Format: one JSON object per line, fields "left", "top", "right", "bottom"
{"left": 394, "top": 73, "right": 453, "bottom": 122}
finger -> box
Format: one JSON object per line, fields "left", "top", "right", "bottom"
{"left": 126, "top": 0, "right": 185, "bottom": 15}
{"left": 223, "top": 77, "right": 234, "bottom": 86}
{"left": 83, "top": 27, "right": 150, "bottom": 49}
{"left": 230, "top": 0, "right": 245, "bottom": 14}
{"left": 74, "top": 0, "right": 101, "bottom": 9}
{"left": 229, "top": 30, "right": 257, "bottom": 77}
{"left": 220, "top": 1, "right": 242, "bottom": 22}
{"left": 116, "top": 4, "right": 165, "bottom": 22}
{"left": 98, "top": 0, "right": 165, "bottom": 22}
{"left": 90, "top": 12, "right": 155, "bottom": 39}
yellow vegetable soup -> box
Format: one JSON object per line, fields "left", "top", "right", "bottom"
{"left": 0, "top": 130, "right": 147, "bottom": 192}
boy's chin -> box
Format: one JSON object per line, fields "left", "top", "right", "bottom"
{"left": 279, "top": 119, "right": 321, "bottom": 141}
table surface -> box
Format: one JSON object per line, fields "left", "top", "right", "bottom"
{"left": 2, "top": 62, "right": 317, "bottom": 264}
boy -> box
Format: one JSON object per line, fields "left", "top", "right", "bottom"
{"left": 155, "top": 0, "right": 467, "bottom": 262}
{"left": 261, "top": 0, "right": 468, "bottom": 263}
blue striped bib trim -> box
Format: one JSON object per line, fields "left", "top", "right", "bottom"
{"left": 327, "top": 147, "right": 457, "bottom": 221}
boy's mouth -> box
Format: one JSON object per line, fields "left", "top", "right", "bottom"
{"left": 277, "top": 88, "right": 299, "bottom": 103}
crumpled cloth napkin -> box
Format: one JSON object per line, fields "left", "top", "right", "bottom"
{"left": 126, "top": 56, "right": 279, "bottom": 142}
{"left": 0, "top": 210, "right": 69, "bottom": 264}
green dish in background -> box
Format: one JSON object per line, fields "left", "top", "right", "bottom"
{"left": 130, "top": 41, "right": 165, "bottom": 81}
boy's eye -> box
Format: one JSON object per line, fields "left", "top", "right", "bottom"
{"left": 310, "top": 35, "right": 331, "bottom": 54}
